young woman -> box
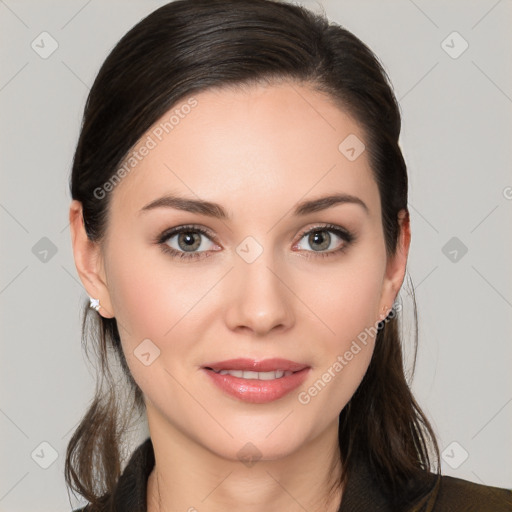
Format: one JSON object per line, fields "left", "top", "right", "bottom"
{"left": 66, "top": 0, "right": 511, "bottom": 511}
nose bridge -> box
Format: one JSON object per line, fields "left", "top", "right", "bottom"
{"left": 225, "top": 237, "right": 293, "bottom": 334}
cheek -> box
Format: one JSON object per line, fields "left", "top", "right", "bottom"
{"left": 298, "top": 254, "right": 385, "bottom": 408}
{"left": 105, "top": 249, "right": 211, "bottom": 400}
{"left": 307, "top": 255, "right": 385, "bottom": 349}
{"left": 105, "top": 244, "right": 207, "bottom": 376}
{"left": 105, "top": 243, "right": 206, "bottom": 351}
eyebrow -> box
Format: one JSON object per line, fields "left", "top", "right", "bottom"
{"left": 139, "top": 192, "right": 369, "bottom": 218}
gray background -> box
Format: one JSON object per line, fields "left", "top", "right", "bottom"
{"left": 1, "top": 0, "right": 511, "bottom": 510}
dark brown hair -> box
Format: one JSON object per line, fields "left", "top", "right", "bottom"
{"left": 66, "top": 0, "right": 440, "bottom": 510}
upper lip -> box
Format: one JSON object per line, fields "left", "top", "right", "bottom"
{"left": 203, "top": 358, "right": 309, "bottom": 372}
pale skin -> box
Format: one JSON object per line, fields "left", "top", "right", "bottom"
{"left": 69, "top": 81, "right": 411, "bottom": 512}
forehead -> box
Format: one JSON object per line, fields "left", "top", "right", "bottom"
{"left": 109, "top": 81, "right": 379, "bottom": 221}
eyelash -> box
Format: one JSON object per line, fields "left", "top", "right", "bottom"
{"left": 155, "top": 223, "right": 355, "bottom": 261}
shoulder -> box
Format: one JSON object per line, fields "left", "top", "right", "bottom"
{"left": 429, "top": 474, "right": 512, "bottom": 511}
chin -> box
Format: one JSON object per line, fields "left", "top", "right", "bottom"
{"left": 195, "top": 413, "right": 317, "bottom": 463}
{"left": 209, "top": 436, "right": 305, "bottom": 465}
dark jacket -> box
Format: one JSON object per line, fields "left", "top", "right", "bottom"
{"left": 74, "top": 437, "right": 512, "bottom": 511}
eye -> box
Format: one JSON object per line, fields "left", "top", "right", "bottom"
{"left": 155, "top": 223, "right": 355, "bottom": 261}
{"left": 294, "top": 224, "right": 354, "bottom": 258}
{"left": 156, "top": 225, "right": 219, "bottom": 260}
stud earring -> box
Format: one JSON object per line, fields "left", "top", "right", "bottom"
{"left": 89, "top": 297, "right": 101, "bottom": 312}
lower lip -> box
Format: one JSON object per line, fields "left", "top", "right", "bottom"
{"left": 203, "top": 368, "right": 310, "bottom": 404}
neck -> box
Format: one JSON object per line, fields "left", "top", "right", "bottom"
{"left": 146, "top": 413, "right": 343, "bottom": 512}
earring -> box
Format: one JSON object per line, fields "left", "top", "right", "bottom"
{"left": 89, "top": 297, "right": 101, "bottom": 312}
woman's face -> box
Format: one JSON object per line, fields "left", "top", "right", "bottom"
{"left": 72, "top": 81, "right": 408, "bottom": 462}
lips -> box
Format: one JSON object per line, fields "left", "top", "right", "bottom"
{"left": 211, "top": 369, "right": 294, "bottom": 380}
{"left": 202, "top": 358, "right": 311, "bottom": 404}
{"left": 203, "top": 358, "right": 308, "bottom": 373}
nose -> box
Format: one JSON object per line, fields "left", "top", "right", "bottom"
{"left": 224, "top": 251, "right": 294, "bottom": 337}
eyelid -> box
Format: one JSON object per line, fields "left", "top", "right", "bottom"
{"left": 157, "top": 224, "right": 351, "bottom": 246}
{"left": 156, "top": 224, "right": 218, "bottom": 245}
{"left": 295, "top": 223, "right": 353, "bottom": 243}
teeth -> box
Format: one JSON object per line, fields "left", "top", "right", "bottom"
{"left": 214, "top": 369, "right": 293, "bottom": 379}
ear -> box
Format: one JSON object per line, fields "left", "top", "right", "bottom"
{"left": 69, "top": 199, "right": 115, "bottom": 319}
{"left": 378, "top": 209, "right": 411, "bottom": 320}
